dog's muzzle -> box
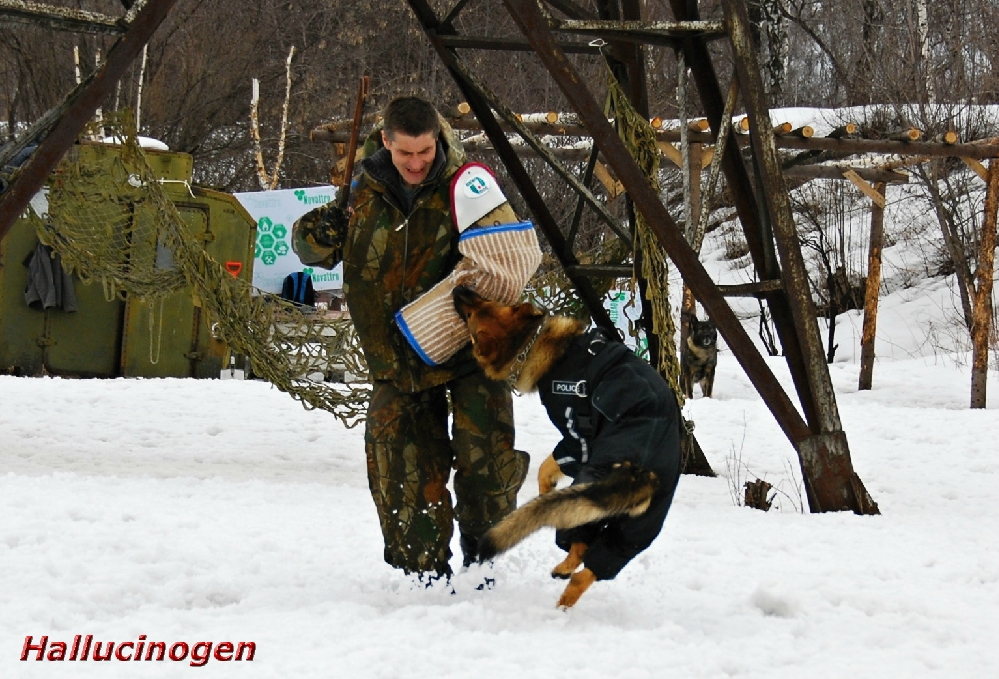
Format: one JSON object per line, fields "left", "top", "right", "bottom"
{"left": 452, "top": 285, "right": 477, "bottom": 321}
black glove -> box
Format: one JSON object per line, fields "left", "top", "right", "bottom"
{"left": 292, "top": 204, "right": 349, "bottom": 269}
{"left": 311, "top": 204, "right": 349, "bottom": 248}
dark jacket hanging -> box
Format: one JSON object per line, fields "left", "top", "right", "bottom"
{"left": 24, "top": 243, "right": 78, "bottom": 312}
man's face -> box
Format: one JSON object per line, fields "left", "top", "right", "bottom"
{"left": 381, "top": 129, "right": 437, "bottom": 187}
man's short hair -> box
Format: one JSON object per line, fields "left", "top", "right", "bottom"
{"left": 382, "top": 96, "right": 441, "bottom": 140}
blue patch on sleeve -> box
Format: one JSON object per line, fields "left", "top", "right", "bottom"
{"left": 394, "top": 310, "right": 439, "bottom": 366}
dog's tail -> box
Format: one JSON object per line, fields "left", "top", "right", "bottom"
{"left": 477, "top": 463, "right": 659, "bottom": 562}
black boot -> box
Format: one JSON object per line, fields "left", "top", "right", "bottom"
{"left": 460, "top": 533, "right": 480, "bottom": 569}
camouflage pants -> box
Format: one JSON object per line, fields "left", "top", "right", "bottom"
{"left": 364, "top": 372, "right": 528, "bottom": 577}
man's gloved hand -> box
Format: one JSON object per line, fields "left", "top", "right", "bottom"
{"left": 292, "top": 204, "right": 349, "bottom": 269}
{"left": 312, "top": 204, "right": 350, "bottom": 247}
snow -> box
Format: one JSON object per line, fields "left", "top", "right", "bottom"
{"left": 3, "top": 133, "right": 998, "bottom": 677}
{"left": 1, "top": 358, "right": 996, "bottom": 678}
{"left": 98, "top": 136, "right": 170, "bottom": 151}
{"left": 3, "top": 327, "right": 997, "bottom": 677}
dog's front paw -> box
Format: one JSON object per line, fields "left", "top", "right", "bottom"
{"left": 550, "top": 559, "right": 576, "bottom": 579}
{"left": 551, "top": 542, "right": 586, "bottom": 579}
{"left": 556, "top": 568, "right": 597, "bottom": 609}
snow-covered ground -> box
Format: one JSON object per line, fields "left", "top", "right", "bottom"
{"left": 3, "top": 165, "right": 998, "bottom": 677}
{"left": 2, "top": 345, "right": 996, "bottom": 678}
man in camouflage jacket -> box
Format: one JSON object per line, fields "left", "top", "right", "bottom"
{"left": 293, "top": 96, "right": 529, "bottom": 579}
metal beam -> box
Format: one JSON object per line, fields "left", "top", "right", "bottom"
{"left": 723, "top": 0, "right": 842, "bottom": 435}
{"left": 550, "top": 18, "right": 726, "bottom": 46}
{"left": 0, "top": 0, "right": 180, "bottom": 245}
{"left": 721, "top": 0, "right": 877, "bottom": 513}
{"left": 440, "top": 35, "right": 598, "bottom": 53}
{"left": 542, "top": 0, "right": 597, "bottom": 20}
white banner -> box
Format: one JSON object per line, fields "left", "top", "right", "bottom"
{"left": 234, "top": 186, "right": 343, "bottom": 294}
{"left": 606, "top": 288, "right": 648, "bottom": 357}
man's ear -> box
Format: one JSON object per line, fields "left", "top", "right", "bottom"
{"left": 381, "top": 129, "right": 391, "bottom": 148}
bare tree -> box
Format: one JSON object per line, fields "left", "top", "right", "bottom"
{"left": 250, "top": 46, "right": 295, "bottom": 191}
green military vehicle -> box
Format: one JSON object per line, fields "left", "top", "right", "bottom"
{"left": 0, "top": 141, "right": 256, "bottom": 378}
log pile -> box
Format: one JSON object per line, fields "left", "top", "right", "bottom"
{"left": 310, "top": 105, "right": 999, "bottom": 190}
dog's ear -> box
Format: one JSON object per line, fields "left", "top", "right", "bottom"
{"left": 515, "top": 302, "right": 544, "bottom": 321}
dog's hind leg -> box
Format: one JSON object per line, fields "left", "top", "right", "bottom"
{"left": 703, "top": 366, "right": 716, "bottom": 398}
{"left": 680, "top": 370, "right": 693, "bottom": 400}
{"left": 551, "top": 542, "right": 587, "bottom": 579}
{"left": 557, "top": 568, "right": 597, "bottom": 609}
{"left": 537, "top": 454, "right": 565, "bottom": 495}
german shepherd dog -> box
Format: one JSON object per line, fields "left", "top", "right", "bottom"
{"left": 452, "top": 286, "right": 681, "bottom": 608}
{"left": 680, "top": 314, "right": 718, "bottom": 398}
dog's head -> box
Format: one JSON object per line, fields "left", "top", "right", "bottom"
{"left": 690, "top": 316, "right": 718, "bottom": 349}
{"left": 453, "top": 286, "right": 545, "bottom": 380}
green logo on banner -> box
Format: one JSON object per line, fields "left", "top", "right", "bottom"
{"left": 255, "top": 216, "right": 289, "bottom": 267}
{"left": 294, "top": 189, "right": 333, "bottom": 205}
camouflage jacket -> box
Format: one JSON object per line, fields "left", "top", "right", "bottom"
{"left": 294, "top": 121, "right": 479, "bottom": 392}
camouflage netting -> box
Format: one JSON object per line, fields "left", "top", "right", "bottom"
{"left": 525, "top": 238, "right": 632, "bottom": 320}
{"left": 23, "top": 111, "right": 370, "bottom": 427}
{"left": 605, "top": 67, "right": 684, "bottom": 405}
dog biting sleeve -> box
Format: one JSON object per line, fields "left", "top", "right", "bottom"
{"left": 395, "top": 219, "right": 542, "bottom": 366}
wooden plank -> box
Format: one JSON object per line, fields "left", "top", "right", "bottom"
{"left": 842, "top": 169, "right": 886, "bottom": 208}
{"left": 657, "top": 140, "right": 682, "bottom": 168}
{"left": 592, "top": 161, "right": 624, "bottom": 199}
{"left": 786, "top": 165, "right": 908, "bottom": 184}
{"left": 962, "top": 156, "right": 988, "bottom": 181}
{"left": 659, "top": 140, "right": 713, "bottom": 169}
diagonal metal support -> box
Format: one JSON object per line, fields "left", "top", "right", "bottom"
{"left": 721, "top": 0, "right": 841, "bottom": 434}
{"left": 444, "top": 57, "right": 631, "bottom": 245}
{"left": 0, "top": 0, "right": 181, "bottom": 245}
{"left": 720, "top": 0, "right": 876, "bottom": 512}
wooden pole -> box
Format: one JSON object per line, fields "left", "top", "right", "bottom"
{"left": 971, "top": 161, "right": 998, "bottom": 408}
{"left": 859, "top": 181, "right": 887, "bottom": 390}
{"left": 680, "top": 141, "right": 703, "bottom": 347}
{"left": 335, "top": 76, "right": 370, "bottom": 204}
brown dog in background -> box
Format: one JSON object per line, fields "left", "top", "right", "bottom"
{"left": 680, "top": 314, "right": 718, "bottom": 398}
